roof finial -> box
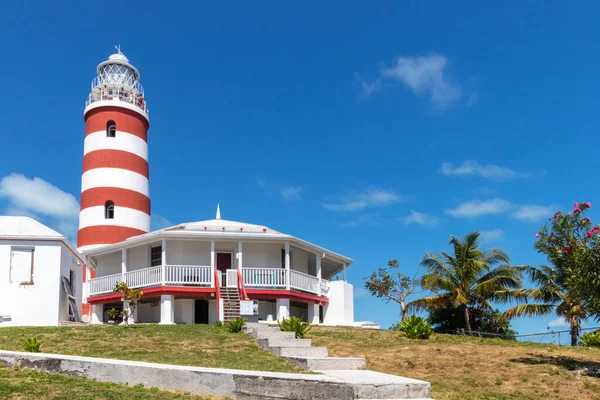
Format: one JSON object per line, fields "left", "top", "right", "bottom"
{"left": 216, "top": 203, "right": 221, "bottom": 220}
{"left": 115, "top": 44, "right": 122, "bottom": 54}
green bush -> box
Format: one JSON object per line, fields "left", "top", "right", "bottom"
{"left": 227, "top": 318, "right": 247, "bottom": 333}
{"left": 23, "top": 337, "right": 43, "bottom": 353}
{"left": 398, "top": 315, "right": 434, "bottom": 339}
{"left": 107, "top": 308, "right": 120, "bottom": 322}
{"left": 278, "top": 316, "right": 311, "bottom": 338}
{"left": 580, "top": 331, "right": 600, "bottom": 347}
{"left": 214, "top": 320, "right": 224, "bottom": 327}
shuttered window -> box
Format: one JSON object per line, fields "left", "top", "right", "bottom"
{"left": 10, "top": 248, "right": 34, "bottom": 284}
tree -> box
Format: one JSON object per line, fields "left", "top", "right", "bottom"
{"left": 364, "top": 259, "right": 421, "bottom": 321}
{"left": 503, "top": 265, "right": 588, "bottom": 346}
{"left": 533, "top": 201, "right": 600, "bottom": 318}
{"left": 428, "top": 304, "right": 517, "bottom": 338}
{"left": 114, "top": 282, "right": 143, "bottom": 327}
{"left": 408, "top": 232, "right": 522, "bottom": 332}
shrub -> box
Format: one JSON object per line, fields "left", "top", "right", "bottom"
{"left": 227, "top": 318, "right": 247, "bottom": 333}
{"left": 107, "top": 308, "right": 120, "bottom": 322}
{"left": 580, "top": 331, "right": 600, "bottom": 347}
{"left": 278, "top": 316, "right": 311, "bottom": 339}
{"left": 23, "top": 337, "right": 43, "bottom": 353}
{"left": 398, "top": 315, "right": 434, "bottom": 339}
{"left": 214, "top": 320, "right": 224, "bottom": 327}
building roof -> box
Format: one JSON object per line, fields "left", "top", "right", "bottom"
{"left": 166, "top": 218, "right": 282, "bottom": 235}
{"left": 0, "top": 216, "right": 64, "bottom": 239}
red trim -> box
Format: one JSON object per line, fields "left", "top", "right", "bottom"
{"left": 80, "top": 187, "right": 150, "bottom": 213}
{"left": 237, "top": 269, "right": 248, "bottom": 300}
{"left": 246, "top": 289, "right": 328, "bottom": 305}
{"left": 87, "top": 286, "right": 216, "bottom": 304}
{"left": 85, "top": 106, "right": 149, "bottom": 139}
{"left": 83, "top": 150, "right": 149, "bottom": 178}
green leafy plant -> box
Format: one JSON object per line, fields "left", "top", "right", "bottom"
{"left": 23, "top": 337, "right": 43, "bottom": 353}
{"left": 214, "top": 320, "right": 223, "bottom": 327}
{"left": 226, "top": 317, "right": 247, "bottom": 333}
{"left": 278, "top": 316, "right": 311, "bottom": 338}
{"left": 398, "top": 314, "right": 434, "bottom": 339}
{"left": 114, "top": 282, "right": 143, "bottom": 327}
{"left": 107, "top": 308, "right": 121, "bottom": 323}
{"left": 580, "top": 331, "right": 600, "bottom": 347}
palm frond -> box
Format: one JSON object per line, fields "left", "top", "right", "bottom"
{"left": 407, "top": 294, "right": 452, "bottom": 312}
{"left": 502, "top": 304, "right": 555, "bottom": 319}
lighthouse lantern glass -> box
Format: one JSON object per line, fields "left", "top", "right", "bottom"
{"left": 99, "top": 63, "right": 138, "bottom": 88}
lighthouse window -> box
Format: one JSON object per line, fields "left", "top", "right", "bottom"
{"left": 106, "top": 121, "right": 116, "bottom": 138}
{"left": 105, "top": 201, "right": 115, "bottom": 219}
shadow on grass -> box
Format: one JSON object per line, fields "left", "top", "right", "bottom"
{"left": 510, "top": 353, "right": 600, "bottom": 377}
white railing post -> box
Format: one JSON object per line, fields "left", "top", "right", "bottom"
{"left": 316, "top": 254, "right": 322, "bottom": 297}
{"left": 238, "top": 241, "right": 243, "bottom": 272}
{"left": 285, "top": 243, "right": 290, "bottom": 291}
{"left": 161, "top": 239, "right": 167, "bottom": 286}
{"left": 121, "top": 249, "right": 127, "bottom": 285}
{"left": 210, "top": 240, "right": 215, "bottom": 288}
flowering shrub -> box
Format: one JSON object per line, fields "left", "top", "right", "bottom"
{"left": 534, "top": 202, "right": 600, "bottom": 317}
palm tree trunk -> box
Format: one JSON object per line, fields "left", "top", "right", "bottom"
{"left": 570, "top": 319, "right": 579, "bottom": 347}
{"left": 400, "top": 300, "right": 408, "bottom": 321}
{"left": 463, "top": 305, "right": 472, "bottom": 332}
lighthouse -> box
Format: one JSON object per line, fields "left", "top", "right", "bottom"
{"left": 77, "top": 48, "right": 151, "bottom": 252}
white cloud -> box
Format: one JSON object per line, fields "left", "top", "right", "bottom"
{"left": 547, "top": 318, "right": 568, "bottom": 328}
{"left": 404, "top": 210, "right": 438, "bottom": 226}
{"left": 440, "top": 160, "right": 525, "bottom": 181}
{"left": 152, "top": 214, "right": 173, "bottom": 231}
{"left": 323, "top": 188, "right": 401, "bottom": 212}
{"left": 0, "top": 173, "right": 79, "bottom": 218}
{"left": 512, "top": 205, "right": 556, "bottom": 222}
{"left": 479, "top": 229, "right": 505, "bottom": 243}
{"left": 0, "top": 173, "right": 80, "bottom": 241}
{"left": 381, "top": 54, "right": 462, "bottom": 108}
{"left": 446, "top": 199, "right": 512, "bottom": 218}
{"left": 280, "top": 186, "right": 302, "bottom": 201}
{"left": 340, "top": 214, "right": 378, "bottom": 228}
{"left": 355, "top": 73, "right": 382, "bottom": 98}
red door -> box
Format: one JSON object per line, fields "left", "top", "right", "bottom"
{"left": 217, "top": 253, "right": 231, "bottom": 274}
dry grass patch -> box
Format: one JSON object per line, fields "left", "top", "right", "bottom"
{"left": 309, "top": 327, "right": 600, "bottom": 400}
{"left": 0, "top": 324, "right": 302, "bottom": 373}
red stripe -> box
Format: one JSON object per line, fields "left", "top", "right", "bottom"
{"left": 246, "top": 289, "right": 328, "bottom": 304}
{"left": 77, "top": 226, "right": 147, "bottom": 248}
{"left": 87, "top": 287, "right": 216, "bottom": 304}
{"left": 83, "top": 150, "right": 149, "bottom": 178}
{"left": 80, "top": 187, "right": 150, "bottom": 213}
{"left": 85, "top": 107, "right": 149, "bottom": 140}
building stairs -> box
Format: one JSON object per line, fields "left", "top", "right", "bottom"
{"left": 244, "top": 323, "right": 432, "bottom": 399}
{"left": 221, "top": 288, "right": 241, "bottom": 323}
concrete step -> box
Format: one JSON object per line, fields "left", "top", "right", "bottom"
{"left": 287, "top": 357, "right": 366, "bottom": 371}
{"left": 250, "top": 330, "right": 296, "bottom": 340}
{"left": 319, "top": 370, "right": 430, "bottom": 399}
{"left": 270, "top": 346, "right": 328, "bottom": 358}
{"left": 258, "top": 338, "right": 312, "bottom": 348}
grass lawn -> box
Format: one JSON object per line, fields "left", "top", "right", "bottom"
{"left": 0, "top": 324, "right": 302, "bottom": 373}
{"left": 0, "top": 365, "right": 225, "bottom": 399}
{"left": 310, "top": 327, "right": 600, "bottom": 400}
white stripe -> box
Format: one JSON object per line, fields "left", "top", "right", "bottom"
{"left": 84, "top": 131, "right": 148, "bottom": 161}
{"left": 81, "top": 168, "right": 149, "bottom": 197}
{"left": 79, "top": 206, "right": 150, "bottom": 232}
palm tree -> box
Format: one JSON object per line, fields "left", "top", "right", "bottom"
{"left": 408, "top": 232, "right": 522, "bottom": 332}
{"left": 503, "top": 265, "right": 587, "bottom": 346}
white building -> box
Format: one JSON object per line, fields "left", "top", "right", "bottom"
{"left": 0, "top": 217, "right": 84, "bottom": 327}
{"left": 82, "top": 209, "right": 355, "bottom": 325}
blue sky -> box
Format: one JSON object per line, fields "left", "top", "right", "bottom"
{"left": 1, "top": 2, "right": 599, "bottom": 337}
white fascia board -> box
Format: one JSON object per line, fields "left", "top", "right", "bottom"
{"left": 0, "top": 235, "right": 84, "bottom": 264}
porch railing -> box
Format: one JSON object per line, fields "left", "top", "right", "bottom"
{"left": 88, "top": 272, "right": 122, "bottom": 296}
{"left": 165, "top": 265, "right": 212, "bottom": 286}
{"left": 126, "top": 266, "right": 161, "bottom": 289}
{"left": 290, "top": 270, "right": 320, "bottom": 295}
{"left": 242, "top": 268, "right": 287, "bottom": 288}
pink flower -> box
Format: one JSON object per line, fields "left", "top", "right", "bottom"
{"left": 574, "top": 202, "right": 579, "bottom": 208}
{"left": 535, "top": 233, "right": 540, "bottom": 238}
{"left": 593, "top": 227, "right": 599, "bottom": 235}
{"left": 588, "top": 231, "right": 593, "bottom": 238}
{"left": 584, "top": 217, "right": 591, "bottom": 223}
{"left": 553, "top": 211, "right": 562, "bottom": 219}
{"left": 587, "top": 202, "right": 592, "bottom": 208}
{"left": 563, "top": 247, "right": 571, "bottom": 254}
{"left": 574, "top": 208, "right": 582, "bottom": 214}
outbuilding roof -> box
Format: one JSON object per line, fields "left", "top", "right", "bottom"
{"left": 0, "top": 216, "right": 64, "bottom": 239}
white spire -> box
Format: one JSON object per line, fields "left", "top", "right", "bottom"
{"left": 216, "top": 203, "right": 221, "bottom": 220}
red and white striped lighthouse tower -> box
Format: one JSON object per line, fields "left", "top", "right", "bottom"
{"left": 77, "top": 49, "right": 151, "bottom": 252}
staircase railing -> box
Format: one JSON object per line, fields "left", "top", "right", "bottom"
{"left": 237, "top": 268, "right": 249, "bottom": 300}
{"left": 213, "top": 267, "right": 221, "bottom": 313}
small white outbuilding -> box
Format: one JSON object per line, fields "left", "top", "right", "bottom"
{"left": 0, "top": 216, "right": 84, "bottom": 327}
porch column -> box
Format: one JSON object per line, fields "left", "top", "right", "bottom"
{"left": 159, "top": 295, "right": 175, "bottom": 324}
{"left": 121, "top": 249, "right": 127, "bottom": 283}
{"left": 161, "top": 239, "right": 167, "bottom": 286}
{"left": 276, "top": 298, "right": 290, "bottom": 321}
{"left": 316, "top": 254, "right": 322, "bottom": 296}
{"left": 91, "top": 304, "right": 103, "bottom": 325}
{"left": 343, "top": 263, "right": 347, "bottom": 282}
{"left": 210, "top": 240, "right": 215, "bottom": 288}
{"left": 285, "top": 243, "right": 290, "bottom": 290}
{"left": 237, "top": 241, "right": 243, "bottom": 271}
{"left": 308, "top": 303, "right": 320, "bottom": 324}
{"left": 218, "top": 299, "right": 224, "bottom": 322}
